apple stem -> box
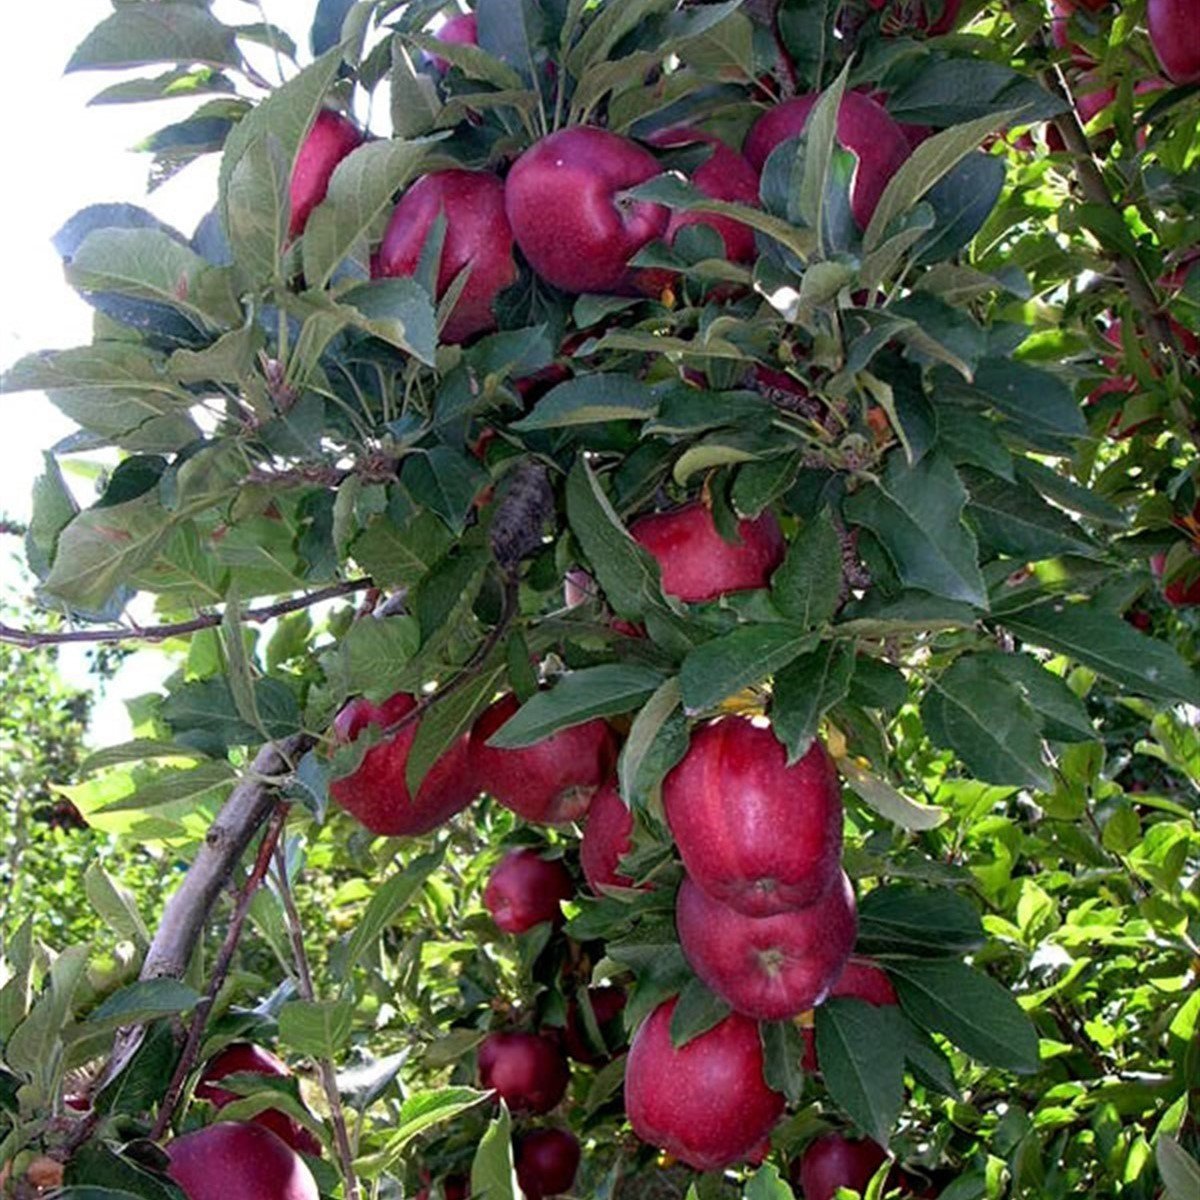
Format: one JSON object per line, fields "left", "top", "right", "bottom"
{"left": 274, "top": 841, "right": 363, "bottom": 1200}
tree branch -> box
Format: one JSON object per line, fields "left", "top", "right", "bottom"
{"left": 273, "top": 843, "right": 361, "bottom": 1200}
{"left": 0, "top": 580, "right": 373, "bottom": 649}
{"left": 149, "top": 803, "right": 290, "bottom": 1141}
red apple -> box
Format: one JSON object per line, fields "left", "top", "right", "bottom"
{"left": 563, "top": 986, "right": 627, "bottom": 1064}
{"left": 743, "top": 93, "right": 910, "bottom": 229}
{"left": 167, "top": 1122, "right": 319, "bottom": 1200}
{"left": 483, "top": 849, "right": 574, "bottom": 934}
{"left": 580, "top": 781, "right": 636, "bottom": 894}
{"left": 477, "top": 1032, "right": 570, "bottom": 1114}
{"left": 630, "top": 501, "right": 784, "bottom": 603}
{"left": 646, "top": 127, "right": 760, "bottom": 263}
{"left": 469, "top": 693, "right": 617, "bottom": 825}
{"left": 331, "top": 693, "right": 478, "bottom": 837}
{"left": 515, "top": 1128, "right": 581, "bottom": 1199}
{"left": 290, "top": 110, "right": 363, "bottom": 239}
{"left": 663, "top": 717, "right": 843, "bottom": 917}
{"left": 373, "top": 169, "right": 517, "bottom": 344}
{"left": 794, "top": 1134, "right": 889, "bottom": 1200}
{"left": 415, "top": 1175, "right": 468, "bottom": 1200}
{"left": 196, "top": 1043, "right": 321, "bottom": 1157}
{"left": 1149, "top": 0, "right": 1200, "bottom": 84}
{"left": 624, "top": 998, "right": 785, "bottom": 1171}
{"left": 427, "top": 12, "right": 478, "bottom": 71}
{"left": 504, "top": 127, "right": 671, "bottom": 294}
{"left": 1152, "top": 549, "right": 1200, "bottom": 606}
{"left": 676, "top": 872, "right": 857, "bottom": 1020}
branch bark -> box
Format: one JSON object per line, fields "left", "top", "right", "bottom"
{"left": 0, "top": 579, "right": 372, "bottom": 650}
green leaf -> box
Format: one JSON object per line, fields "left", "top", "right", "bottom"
{"left": 936, "top": 358, "right": 1086, "bottom": 445}
{"left": 0, "top": 919, "right": 35, "bottom": 1043}
{"left": 759, "top": 1019, "right": 806, "bottom": 1105}
{"left": 890, "top": 959, "right": 1040, "bottom": 1073}
{"left": 1012, "top": 457, "right": 1127, "bottom": 527}
{"left": 843, "top": 452, "right": 987, "bottom": 609}
{"left": 771, "top": 509, "right": 842, "bottom": 627}
{"left": 619, "top": 677, "right": 686, "bottom": 806}
{"left": 963, "top": 467, "right": 1098, "bottom": 561}
{"left": 670, "top": 977, "right": 732, "bottom": 1048}
{"left": 887, "top": 61, "right": 1066, "bottom": 126}
{"left": 815, "top": 999, "right": 905, "bottom": 1144}
{"left": 680, "top": 624, "right": 815, "bottom": 714}
{"left": 278, "top": 998, "right": 354, "bottom": 1060}
{"left": 922, "top": 655, "right": 1053, "bottom": 790}
{"left": 66, "top": 3, "right": 240, "bottom": 72}
{"left": 1157, "top": 1135, "right": 1200, "bottom": 1200}
{"left": 771, "top": 642, "right": 855, "bottom": 763}
{"left": 856, "top": 886, "right": 986, "bottom": 957}
{"left": 344, "top": 846, "right": 447, "bottom": 973}
{"left": 303, "top": 138, "right": 430, "bottom": 287}
{"left": 798, "top": 63, "right": 850, "bottom": 239}
{"left": 6, "top": 946, "right": 88, "bottom": 1092}
{"left": 353, "top": 510, "right": 452, "bottom": 589}
{"left": 338, "top": 277, "right": 439, "bottom": 368}
{"left": 514, "top": 374, "right": 661, "bottom": 430}
{"left": 975, "top": 653, "right": 1094, "bottom": 743}
{"left": 87, "top": 979, "right": 200, "bottom": 1030}
{"left": 864, "top": 112, "right": 1016, "bottom": 254}
{"left": 471, "top": 1104, "right": 520, "bottom": 1200}
{"left": 566, "top": 457, "right": 668, "bottom": 620}
{"left": 359, "top": 1087, "right": 491, "bottom": 1178}
{"left": 401, "top": 448, "right": 488, "bottom": 536}
{"left": 837, "top": 756, "right": 948, "bottom": 831}
{"left": 744, "top": 1163, "right": 796, "bottom": 1200}
{"left": 1001, "top": 599, "right": 1200, "bottom": 706}
{"left": 84, "top": 864, "right": 150, "bottom": 948}
{"left": 485, "top": 665, "right": 664, "bottom": 748}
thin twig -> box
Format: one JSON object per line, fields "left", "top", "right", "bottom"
{"left": 273, "top": 843, "right": 362, "bottom": 1200}
{"left": 0, "top": 579, "right": 373, "bottom": 649}
{"left": 149, "top": 804, "right": 291, "bottom": 1142}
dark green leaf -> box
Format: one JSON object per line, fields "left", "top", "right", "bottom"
{"left": 669, "top": 977, "right": 732, "bottom": 1048}
{"left": 771, "top": 509, "right": 842, "bottom": 627}
{"left": 67, "top": 3, "right": 240, "bottom": 72}
{"left": 815, "top": 999, "right": 905, "bottom": 1144}
{"left": 963, "top": 467, "right": 1098, "bottom": 561}
{"left": 771, "top": 642, "right": 855, "bottom": 763}
{"left": 514, "top": 374, "right": 660, "bottom": 430}
{"left": 856, "top": 886, "right": 986, "bottom": 957}
{"left": 88, "top": 980, "right": 200, "bottom": 1030}
{"left": 759, "top": 1019, "right": 806, "bottom": 1105}
{"left": 680, "top": 624, "right": 816, "bottom": 713}
{"left": 344, "top": 847, "right": 446, "bottom": 973}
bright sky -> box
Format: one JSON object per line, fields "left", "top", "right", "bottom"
{"left": 0, "top": 2, "right": 311, "bottom": 744}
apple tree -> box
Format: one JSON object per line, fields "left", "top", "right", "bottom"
{"left": 1, "top": 1, "right": 1198, "bottom": 1198}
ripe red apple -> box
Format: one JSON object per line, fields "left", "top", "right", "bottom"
{"left": 469, "top": 693, "right": 617, "bottom": 825}
{"left": 646, "top": 127, "right": 760, "bottom": 264}
{"left": 504, "top": 126, "right": 671, "bottom": 294}
{"left": 1152, "top": 549, "right": 1200, "bottom": 606}
{"left": 427, "top": 12, "right": 478, "bottom": 71}
{"left": 743, "top": 93, "right": 909, "bottom": 229}
{"left": 562, "top": 985, "right": 627, "bottom": 1064}
{"left": 515, "top": 1128, "right": 581, "bottom": 1199}
{"left": 794, "top": 1134, "right": 888, "bottom": 1200}
{"left": 290, "top": 110, "right": 363, "bottom": 239}
{"left": 630, "top": 501, "right": 784, "bottom": 603}
{"left": 477, "top": 1032, "right": 570, "bottom": 1114}
{"left": 331, "top": 693, "right": 477, "bottom": 837}
{"left": 663, "top": 717, "right": 843, "bottom": 917}
{"left": 676, "top": 872, "right": 857, "bottom": 1020}
{"left": 195, "top": 1043, "right": 321, "bottom": 1157}
{"left": 373, "top": 169, "right": 517, "bottom": 344}
{"left": 624, "top": 998, "right": 785, "bottom": 1171}
{"left": 1149, "top": 0, "right": 1200, "bottom": 84}
{"left": 483, "top": 849, "right": 574, "bottom": 934}
{"left": 167, "top": 1122, "right": 319, "bottom": 1200}
{"left": 579, "top": 781, "right": 638, "bottom": 894}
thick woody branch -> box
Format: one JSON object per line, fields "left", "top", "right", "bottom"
{"left": 0, "top": 579, "right": 373, "bottom": 650}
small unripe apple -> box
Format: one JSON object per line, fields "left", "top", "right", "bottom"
{"left": 562, "top": 985, "right": 627, "bottom": 1064}
{"left": 624, "top": 998, "right": 785, "bottom": 1171}
{"left": 743, "top": 93, "right": 909, "bottom": 229}
{"left": 167, "top": 1122, "right": 319, "bottom": 1200}
{"left": 469, "top": 693, "right": 617, "bottom": 824}
{"left": 290, "top": 110, "right": 363, "bottom": 239}
{"left": 794, "top": 1133, "right": 888, "bottom": 1200}
{"left": 630, "top": 501, "right": 784, "bottom": 603}
{"left": 504, "top": 127, "right": 671, "bottom": 294}
{"left": 484, "top": 849, "right": 574, "bottom": 934}
{"left": 663, "top": 717, "right": 843, "bottom": 917}
{"left": 373, "top": 169, "right": 517, "bottom": 344}
{"left": 477, "top": 1032, "right": 570, "bottom": 1114}
{"left": 1148, "top": 0, "right": 1200, "bottom": 84}
{"left": 196, "top": 1043, "right": 321, "bottom": 1157}
{"left": 515, "top": 1128, "right": 581, "bottom": 1199}
{"left": 579, "top": 782, "right": 636, "bottom": 894}
{"left": 331, "top": 693, "right": 478, "bottom": 836}
{"left": 427, "top": 12, "right": 478, "bottom": 71}
{"left": 676, "top": 872, "right": 857, "bottom": 1020}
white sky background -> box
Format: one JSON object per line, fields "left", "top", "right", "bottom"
{"left": 0, "top": 1, "right": 314, "bottom": 744}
